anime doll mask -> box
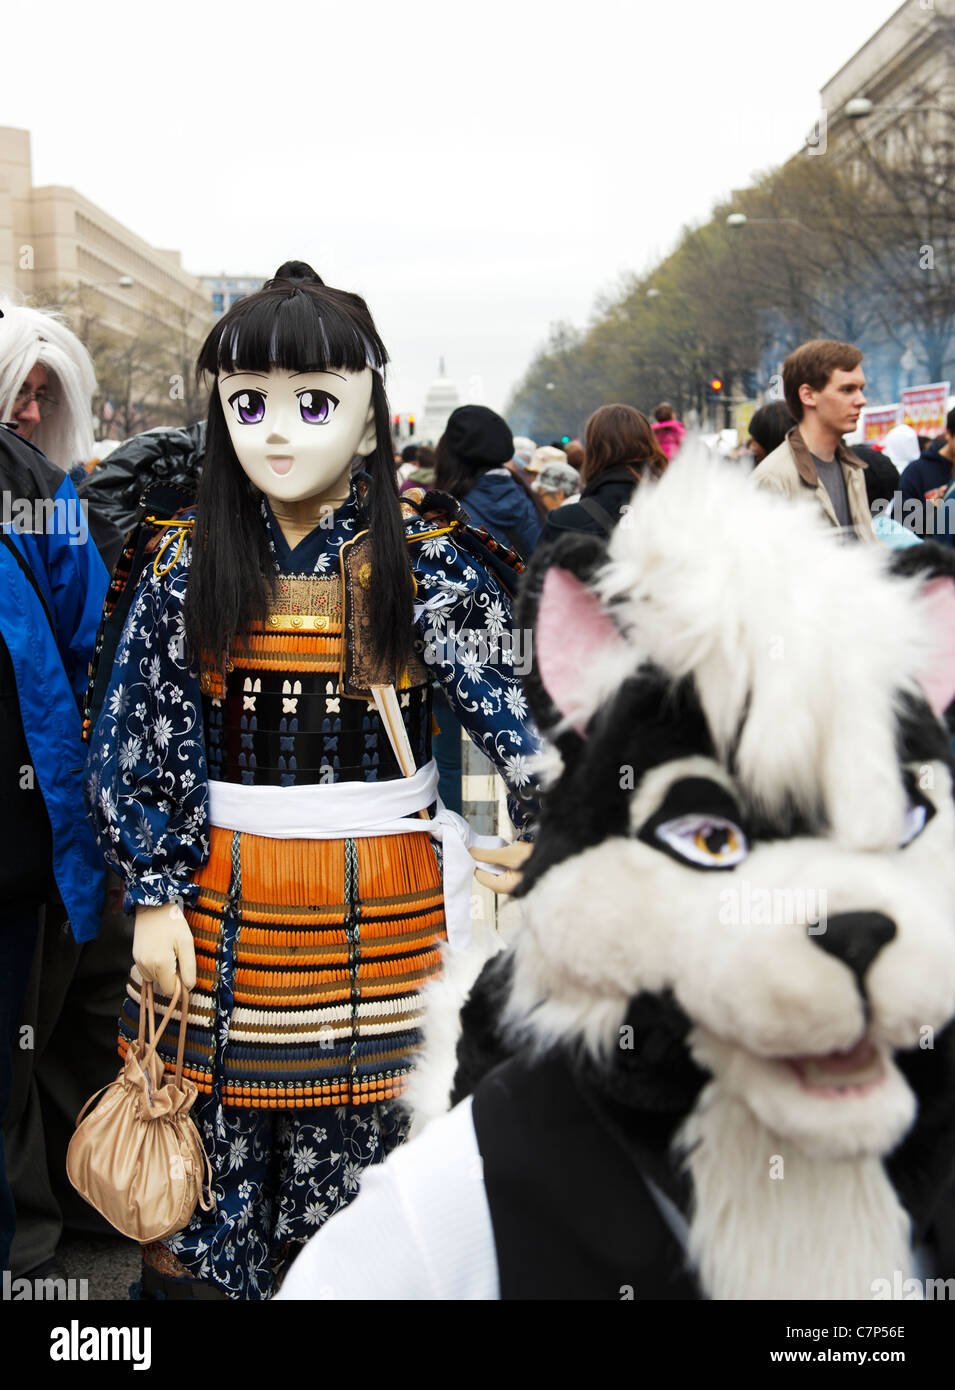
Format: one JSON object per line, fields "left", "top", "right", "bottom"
{"left": 217, "top": 366, "right": 377, "bottom": 503}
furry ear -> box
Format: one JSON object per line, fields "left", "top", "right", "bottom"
{"left": 890, "top": 544, "right": 955, "bottom": 718}
{"left": 518, "top": 534, "right": 629, "bottom": 738}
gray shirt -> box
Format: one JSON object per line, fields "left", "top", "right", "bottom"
{"left": 811, "top": 452, "right": 853, "bottom": 531}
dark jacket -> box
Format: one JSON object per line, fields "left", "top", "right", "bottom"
{"left": 541, "top": 464, "right": 642, "bottom": 542}
{"left": 77, "top": 422, "right": 205, "bottom": 538}
{"left": 898, "top": 447, "right": 955, "bottom": 543}
{"left": 457, "top": 467, "right": 543, "bottom": 561}
{"left": 0, "top": 427, "right": 108, "bottom": 940}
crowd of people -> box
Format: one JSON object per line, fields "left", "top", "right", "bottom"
{"left": 1, "top": 272, "right": 954, "bottom": 1302}
{"left": 392, "top": 340, "right": 955, "bottom": 559}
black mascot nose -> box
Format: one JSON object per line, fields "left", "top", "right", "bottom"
{"left": 811, "top": 911, "right": 897, "bottom": 993}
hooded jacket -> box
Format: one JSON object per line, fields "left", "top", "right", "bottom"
{"left": 457, "top": 467, "right": 542, "bottom": 561}
{"left": 0, "top": 427, "right": 108, "bottom": 940}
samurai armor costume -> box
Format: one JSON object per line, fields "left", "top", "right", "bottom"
{"left": 86, "top": 485, "right": 537, "bottom": 1297}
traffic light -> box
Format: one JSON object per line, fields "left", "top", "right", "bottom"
{"left": 408, "top": 414, "right": 415, "bottom": 436}
{"left": 393, "top": 413, "right": 400, "bottom": 438}
{"left": 560, "top": 435, "right": 570, "bottom": 445}
{"left": 709, "top": 378, "right": 723, "bottom": 394}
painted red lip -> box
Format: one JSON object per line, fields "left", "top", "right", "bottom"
{"left": 786, "top": 1037, "right": 886, "bottom": 1095}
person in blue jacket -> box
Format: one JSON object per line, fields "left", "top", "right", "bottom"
{"left": 0, "top": 422, "right": 107, "bottom": 1271}
{"left": 434, "top": 405, "right": 543, "bottom": 562}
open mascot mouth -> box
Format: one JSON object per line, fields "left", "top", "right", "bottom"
{"left": 785, "top": 1037, "right": 886, "bottom": 1098}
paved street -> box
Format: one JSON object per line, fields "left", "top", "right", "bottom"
{"left": 57, "top": 1233, "right": 140, "bottom": 1301}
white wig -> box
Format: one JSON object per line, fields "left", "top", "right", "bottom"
{"left": 0, "top": 293, "right": 97, "bottom": 469}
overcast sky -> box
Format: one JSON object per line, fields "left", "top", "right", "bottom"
{"left": 4, "top": 0, "right": 903, "bottom": 424}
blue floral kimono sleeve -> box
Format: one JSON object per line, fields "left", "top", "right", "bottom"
{"left": 84, "top": 535, "right": 210, "bottom": 912}
{"left": 408, "top": 527, "right": 541, "bottom": 833}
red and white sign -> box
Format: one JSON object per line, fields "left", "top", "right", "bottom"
{"left": 862, "top": 404, "right": 900, "bottom": 446}
{"left": 902, "top": 382, "right": 950, "bottom": 437}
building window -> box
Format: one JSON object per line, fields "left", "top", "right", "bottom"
{"left": 212, "top": 293, "right": 224, "bottom": 314}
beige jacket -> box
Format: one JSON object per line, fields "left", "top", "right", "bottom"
{"left": 752, "top": 426, "right": 876, "bottom": 541}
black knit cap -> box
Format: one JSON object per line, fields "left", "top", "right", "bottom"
{"left": 444, "top": 405, "right": 513, "bottom": 467}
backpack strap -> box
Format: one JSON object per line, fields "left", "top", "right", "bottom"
{"left": 0, "top": 530, "right": 56, "bottom": 637}
{"left": 577, "top": 496, "right": 617, "bottom": 537}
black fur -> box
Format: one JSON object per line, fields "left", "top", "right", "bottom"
{"left": 452, "top": 952, "right": 709, "bottom": 1143}
{"left": 516, "top": 663, "right": 715, "bottom": 899}
{"left": 896, "top": 689, "right": 955, "bottom": 768}
{"left": 889, "top": 539, "right": 955, "bottom": 585}
{"left": 450, "top": 953, "right": 518, "bottom": 1106}
{"left": 888, "top": 1023, "right": 955, "bottom": 1244}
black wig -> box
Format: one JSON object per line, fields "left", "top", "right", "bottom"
{"left": 185, "top": 268, "right": 414, "bottom": 677}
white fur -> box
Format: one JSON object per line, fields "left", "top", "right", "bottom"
{"left": 510, "top": 767, "right": 955, "bottom": 1158}
{"left": 677, "top": 1083, "right": 914, "bottom": 1300}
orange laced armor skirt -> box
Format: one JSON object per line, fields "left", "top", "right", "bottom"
{"left": 119, "top": 825, "right": 446, "bottom": 1108}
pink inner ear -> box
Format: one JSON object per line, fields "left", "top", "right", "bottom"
{"left": 536, "top": 566, "right": 626, "bottom": 734}
{"left": 920, "top": 577, "right": 955, "bottom": 717}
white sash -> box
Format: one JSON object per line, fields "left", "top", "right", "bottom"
{"left": 206, "top": 759, "right": 503, "bottom": 950}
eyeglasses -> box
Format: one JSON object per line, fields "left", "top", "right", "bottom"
{"left": 13, "top": 388, "right": 58, "bottom": 419}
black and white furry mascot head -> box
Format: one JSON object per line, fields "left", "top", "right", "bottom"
{"left": 278, "top": 448, "right": 955, "bottom": 1303}
{"left": 499, "top": 448, "right": 955, "bottom": 1299}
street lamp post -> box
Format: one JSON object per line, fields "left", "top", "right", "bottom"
{"left": 726, "top": 213, "right": 810, "bottom": 233}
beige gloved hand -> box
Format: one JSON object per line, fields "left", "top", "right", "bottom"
{"left": 133, "top": 901, "right": 196, "bottom": 998}
{"left": 470, "top": 840, "right": 534, "bottom": 896}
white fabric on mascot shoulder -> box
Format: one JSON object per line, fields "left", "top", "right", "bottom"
{"left": 274, "top": 1097, "right": 498, "bottom": 1300}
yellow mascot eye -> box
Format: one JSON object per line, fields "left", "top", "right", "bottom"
{"left": 655, "top": 814, "right": 749, "bottom": 869}
{"left": 693, "top": 826, "right": 740, "bottom": 860}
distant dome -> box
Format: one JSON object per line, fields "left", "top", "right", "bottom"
{"left": 420, "top": 358, "right": 460, "bottom": 444}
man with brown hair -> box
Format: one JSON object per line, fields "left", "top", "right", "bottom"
{"left": 752, "top": 339, "right": 875, "bottom": 540}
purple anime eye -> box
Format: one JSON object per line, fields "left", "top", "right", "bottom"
{"left": 297, "top": 390, "right": 339, "bottom": 425}
{"left": 227, "top": 389, "right": 266, "bottom": 424}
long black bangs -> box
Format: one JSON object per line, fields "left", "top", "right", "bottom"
{"left": 195, "top": 285, "right": 388, "bottom": 382}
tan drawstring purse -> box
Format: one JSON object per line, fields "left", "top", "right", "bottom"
{"left": 67, "top": 977, "right": 214, "bottom": 1243}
